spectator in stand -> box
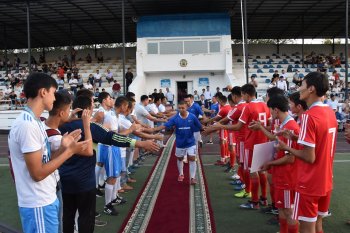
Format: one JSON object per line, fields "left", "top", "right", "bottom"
{"left": 329, "top": 70, "right": 339, "bottom": 86}
{"left": 277, "top": 75, "right": 288, "bottom": 92}
{"left": 94, "top": 70, "right": 102, "bottom": 87}
{"left": 94, "top": 88, "right": 100, "bottom": 98}
{"left": 105, "top": 69, "right": 114, "bottom": 84}
{"left": 9, "top": 91, "right": 17, "bottom": 109}
{"left": 62, "top": 55, "right": 69, "bottom": 67}
{"left": 69, "top": 76, "right": 78, "bottom": 96}
{"left": 249, "top": 75, "right": 258, "bottom": 88}
{"left": 272, "top": 70, "right": 279, "bottom": 79}
{"left": 39, "top": 54, "right": 46, "bottom": 64}
{"left": 292, "top": 70, "right": 302, "bottom": 87}
{"left": 77, "top": 75, "right": 84, "bottom": 89}
{"left": 159, "top": 89, "right": 165, "bottom": 99}
{"left": 66, "top": 68, "right": 72, "bottom": 82}
{"left": 331, "top": 83, "right": 341, "bottom": 93}
{"left": 57, "top": 66, "right": 65, "bottom": 82}
{"left": 86, "top": 53, "right": 92, "bottom": 63}
{"left": 84, "top": 80, "right": 93, "bottom": 91}
{"left": 72, "top": 65, "right": 79, "bottom": 79}
{"left": 125, "top": 68, "right": 134, "bottom": 91}
{"left": 14, "top": 54, "right": 20, "bottom": 73}
{"left": 280, "top": 69, "right": 289, "bottom": 89}
{"left": 57, "top": 77, "right": 65, "bottom": 91}
{"left": 112, "top": 80, "right": 121, "bottom": 98}
{"left": 204, "top": 86, "right": 212, "bottom": 109}
{"left": 97, "top": 52, "right": 104, "bottom": 63}
{"left": 88, "top": 74, "right": 94, "bottom": 86}
{"left": 269, "top": 76, "right": 278, "bottom": 89}
{"left": 71, "top": 48, "right": 77, "bottom": 65}
{"left": 327, "top": 94, "right": 339, "bottom": 110}
{"left": 199, "top": 94, "right": 206, "bottom": 107}
{"left": 165, "top": 87, "right": 174, "bottom": 106}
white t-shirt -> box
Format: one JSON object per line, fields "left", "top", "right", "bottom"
{"left": 146, "top": 103, "right": 158, "bottom": 128}
{"left": 69, "top": 78, "right": 78, "bottom": 88}
{"left": 44, "top": 125, "right": 61, "bottom": 182}
{"left": 118, "top": 115, "right": 132, "bottom": 157}
{"left": 9, "top": 111, "right": 57, "bottom": 208}
{"left": 158, "top": 104, "right": 166, "bottom": 113}
{"left": 165, "top": 91, "right": 174, "bottom": 101}
{"left": 204, "top": 91, "right": 212, "bottom": 100}
{"left": 135, "top": 103, "right": 150, "bottom": 126}
{"left": 84, "top": 83, "right": 93, "bottom": 90}
{"left": 94, "top": 73, "right": 101, "bottom": 80}
{"left": 98, "top": 106, "right": 113, "bottom": 124}
{"left": 103, "top": 110, "right": 119, "bottom": 132}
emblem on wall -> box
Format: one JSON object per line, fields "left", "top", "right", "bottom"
{"left": 179, "top": 59, "right": 188, "bottom": 67}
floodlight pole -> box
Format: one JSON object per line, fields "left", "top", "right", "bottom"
{"left": 4, "top": 24, "right": 8, "bottom": 77}
{"left": 345, "top": 0, "right": 349, "bottom": 100}
{"left": 122, "top": 0, "right": 126, "bottom": 95}
{"left": 301, "top": 16, "right": 305, "bottom": 68}
{"left": 26, "top": 0, "right": 31, "bottom": 73}
{"left": 244, "top": 0, "right": 249, "bottom": 84}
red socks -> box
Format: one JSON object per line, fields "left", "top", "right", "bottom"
{"left": 244, "top": 169, "right": 251, "bottom": 193}
{"left": 259, "top": 172, "right": 267, "bottom": 199}
{"left": 269, "top": 183, "right": 275, "bottom": 207}
{"left": 229, "top": 150, "right": 236, "bottom": 167}
{"left": 279, "top": 218, "right": 288, "bottom": 233}
{"left": 220, "top": 143, "right": 226, "bottom": 159}
{"left": 238, "top": 165, "right": 244, "bottom": 181}
{"left": 251, "top": 176, "right": 260, "bottom": 202}
{"left": 288, "top": 223, "right": 298, "bottom": 233}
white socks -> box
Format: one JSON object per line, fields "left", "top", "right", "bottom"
{"left": 95, "top": 165, "right": 102, "bottom": 188}
{"left": 116, "top": 177, "right": 121, "bottom": 191}
{"left": 128, "top": 150, "right": 135, "bottom": 167}
{"left": 177, "top": 160, "right": 184, "bottom": 176}
{"left": 105, "top": 183, "right": 114, "bottom": 205}
{"left": 99, "top": 168, "right": 106, "bottom": 186}
{"left": 189, "top": 160, "right": 197, "bottom": 179}
{"left": 112, "top": 181, "right": 118, "bottom": 200}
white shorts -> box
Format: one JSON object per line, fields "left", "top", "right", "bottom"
{"left": 175, "top": 145, "right": 197, "bottom": 157}
{"left": 193, "top": 131, "right": 201, "bottom": 142}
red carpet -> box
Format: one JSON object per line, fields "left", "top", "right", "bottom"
{"left": 145, "top": 145, "right": 190, "bottom": 233}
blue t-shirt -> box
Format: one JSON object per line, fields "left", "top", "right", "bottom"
{"left": 164, "top": 112, "right": 202, "bottom": 148}
{"left": 187, "top": 102, "right": 203, "bottom": 119}
{"left": 210, "top": 102, "right": 219, "bottom": 118}
{"left": 59, "top": 120, "right": 134, "bottom": 193}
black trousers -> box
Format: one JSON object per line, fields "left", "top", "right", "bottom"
{"left": 62, "top": 188, "right": 96, "bottom": 233}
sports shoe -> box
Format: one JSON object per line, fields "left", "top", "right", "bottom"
{"left": 323, "top": 210, "right": 332, "bottom": 218}
{"left": 111, "top": 196, "right": 127, "bottom": 205}
{"left": 95, "top": 211, "right": 101, "bottom": 218}
{"left": 234, "top": 183, "right": 246, "bottom": 191}
{"left": 190, "top": 178, "right": 197, "bottom": 185}
{"left": 230, "top": 179, "right": 243, "bottom": 185}
{"left": 104, "top": 203, "right": 119, "bottom": 216}
{"left": 206, "top": 141, "right": 213, "bottom": 144}
{"left": 261, "top": 205, "right": 278, "bottom": 215}
{"left": 234, "top": 190, "right": 251, "bottom": 198}
{"left": 240, "top": 201, "right": 259, "bottom": 210}
{"left": 259, "top": 196, "right": 268, "bottom": 206}
{"left": 178, "top": 175, "right": 184, "bottom": 182}
{"left": 95, "top": 219, "right": 107, "bottom": 227}
{"left": 96, "top": 188, "right": 104, "bottom": 197}
{"left": 224, "top": 166, "right": 233, "bottom": 173}
{"left": 230, "top": 173, "right": 240, "bottom": 180}
{"left": 98, "top": 183, "right": 105, "bottom": 190}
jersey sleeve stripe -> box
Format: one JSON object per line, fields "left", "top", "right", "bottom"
{"left": 239, "top": 119, "right": 246, "bottom": 124}
{"left": 297, "top": 140, "right": 315, "bottom": 148}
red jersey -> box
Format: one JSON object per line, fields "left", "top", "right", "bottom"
{"left": 272, "top": 117, "right": 300, "bottom": 190}
{"left": 217, "top": 104, "right": 231, "bottom": 119}
{"left": 227, "top": 101, "right": 248, "bottom": 141}
{"left": 239, "top": 100, "right": 271, "bottom": 149}
{"left": 296, "top": 103, "right": 337, "bottom": 196}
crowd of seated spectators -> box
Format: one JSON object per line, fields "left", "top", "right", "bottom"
{"left": 304, "top": 51, "right": 344, "bottom": 68}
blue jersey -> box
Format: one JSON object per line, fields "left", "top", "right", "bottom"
{"left": 210, "top": 102, "right": 219, "bottom": 117}
{"left": 164, "top": 112, "right": 202, "bottom": 148}
{"left": 187, "top": 102, "right": 203, "bottom": 119}
{"left": 59, "top": 120, "right": 134, "bottom": 193}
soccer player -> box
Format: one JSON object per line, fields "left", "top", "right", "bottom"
{"left": 276, "top": 72, "right": 337, "bottom": 233}
{"left": 255, "top": 95, "right": 300, "bottom": 233}
{"left": 208, "top": 84, "right": 270, "bottom": 209}
{"left": 154, "top": 101, "right": 202, "bottom": 184}
{"left": 8, "top": 73, "right": 89, "bottom": 233}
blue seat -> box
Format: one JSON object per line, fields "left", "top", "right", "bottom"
{"left": 278, "top": 61, "right": 283, "bottom": 64}
{"left": 277, "top": 64, "right": 282, "bottom": 68}
{"left": 290, "top": 59, "right": 295, "bottom": 62}
{"left": 265, "top": 79, "right": 271, "bottom": 83}
{"left": 262, "top": 61, "right": 266, "bottom": 64}
{"left": 269, "top": 64, "right": 274, "bottom": 68}
{"left": 328, "top": 68, "right": 335, "bottom": 72}
{"left": 254, "top": 64, "right": 259, "bottom": 68}
{"left": 257, "top": 69, "right": 263, "bottom": 73}
{"left": 305, "top": 68, "right": 311, "bottom": 72}
{"left": 269, "top": 59, "right": 274, "bottom": 63}
{"left": 251, "top": 73, "right": 257, "bottom": 77}
{"left": 263, "top": 64, "right": 269, "bottom": 68}
{"left": 340, "top": 68, "right": 346, "bottom": 72}
{"left": 299, "top": 73, "right": 305, "bottom": 78}
{"left": 293, "top": 68, "right": 298, "bottom": 72}
{"left": 311, "top": 64, "right": 316, "bottom": 68}
{"left": 267, "top": 61, "right": 272, "bottom": 64}
{"left": 294, "top": 64, "right": 300, "bottom": 68}
{"left": 269, "top": 69, "right": 274, "bottom": 73}
{"left": 253, "top": 59, "right": 257, "bottom": 62}
{"left": 260, "top": 75, "right": 267, "bottom": 78}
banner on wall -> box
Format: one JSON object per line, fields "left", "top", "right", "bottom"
{"left": 160, "top": 79, "right": 171, "bottom": 88}
{"left": 198, "top": 77, "right": 209, "bottom": 86}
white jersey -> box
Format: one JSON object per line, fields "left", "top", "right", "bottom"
{"left": 118, "top": 114, "right": 133, "bottom": 158}
{"left": 98, "top": 106, "right": 113, "bottom": 125}
{"left": 8, "top": 111, "right": 57, "bottom": 208}
{"left": 44, "top": 124, "right": 61, "bottom": 182}
{"left": 135, "top": 103, "right": 150, "bottom": 126}
{"left": 103, "top": 110, "right": 119, "bottom": 132}
{"left": 146, "top": 103, "right": 158, "bottom": 128}
{"left": 158, "top": 104, "right": 166, "bottom": 113}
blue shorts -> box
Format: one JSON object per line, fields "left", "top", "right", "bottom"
{"left": 98, "top": 144, "right": 122, "bottom": 177}
{"left": 19, "top": 198, "right": 59, "bottom": 233}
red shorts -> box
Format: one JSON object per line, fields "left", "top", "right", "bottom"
{"left": 274, "top": 188, "right": 295, "bottom": 209}
{"left": 243, "top": 148, "right": 253, "bottom": 170}
{"left": 292, "top": 191, "right": 332, "bottom": 222}
{"left": 228, "top": 131, "right": 236, "bottom": 146}
{"left": 235, "top": 141, "right": 244, "bottom": 164}
{"left": 219, "top": 129, "right": 228, "bottom": 140}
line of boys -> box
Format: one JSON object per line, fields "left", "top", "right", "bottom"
{"left": 204, "top": 72, "right": 337, "bottom": 233}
